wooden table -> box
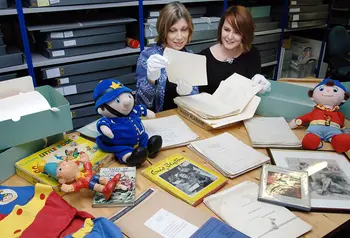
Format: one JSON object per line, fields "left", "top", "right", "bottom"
{"left": 2, "top": 109, "right": 350, "bottom": 238}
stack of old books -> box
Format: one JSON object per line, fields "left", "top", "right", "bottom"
{"left": 174, "top": 73, "right": 262, "bottom": 130}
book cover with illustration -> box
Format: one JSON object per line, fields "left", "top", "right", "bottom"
{"left": 15, "top": 133, "right": 114, "bottom": 194}
{"left": 92, "top": 167, "right": 136, "bottom": 207}
{"left": 141, "top": 153, "right": 227, "bottom": 206}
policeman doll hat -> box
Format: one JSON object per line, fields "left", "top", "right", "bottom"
{"left": 315, "top": 78, "right": 347, "bottom": 93}
{"left": 93, "top": 79, "right": 133, "bottom": 110}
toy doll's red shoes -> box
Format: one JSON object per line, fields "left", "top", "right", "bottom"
{"left": 302, "top": 133, "right": 321, "bottom": 150}
{"left": 331, "top": 134, "right": 350, "bottom": 153}
{"left": 102, "top": 174, "right": 121, "bottom": 200}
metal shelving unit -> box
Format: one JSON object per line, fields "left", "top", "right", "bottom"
{"left": 0, "top": 9, "right": 17, "bottom": 16}
{"left": 0, "top": 64, "right": 28, "bottom": 74}
{"left": 262, "top": 61, "right": 278, "bottom": 68}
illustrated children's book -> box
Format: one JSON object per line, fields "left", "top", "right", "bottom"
{"left": 141, "top": 153, "right": 227, "bottom": 206}
{"left": 92, "top": 167, "right": 136, "bottom": 207}
{"left": 15, "top": 133, "right": 114, "bottom": 194}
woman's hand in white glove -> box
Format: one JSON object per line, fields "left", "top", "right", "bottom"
{"left": 147, "top": 54, "right": 168, "bottom": 83}
{"left": 252, "top": 74, "right": 271, "bottom": 94}
{"left": 176, "top": 80, "right": 193, "bottom": 96}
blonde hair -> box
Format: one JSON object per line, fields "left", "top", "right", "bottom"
{"left": 156, "top": 1, "right": 194, "bottom": 46}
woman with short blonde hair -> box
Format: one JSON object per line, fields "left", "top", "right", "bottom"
{"left": 136, "top": 2, "right": 198, "bottom": 112}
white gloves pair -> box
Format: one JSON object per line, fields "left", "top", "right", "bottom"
{"left": 251, "top": 74, "right": 271, "bottom": 94}
{"left": 147, "top": 54, "right": 192, "bottom": 96}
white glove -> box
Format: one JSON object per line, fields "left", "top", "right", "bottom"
{"left": 147, "top": 54, "right": 168, "bottom": 82}
{"left": 252, "top": 74, "right": 271, "bottom": 94}
{"left": 288, "top": 119, "right": 298, "bottom": 129}
{"left": 146, "top": 109, "right": 156, "bottom": 119}
{"left": 176, "top": 80, "right": 193, "bottom": 96}
{"left": 100, "top": 125, "right": 114, "bottom": 139}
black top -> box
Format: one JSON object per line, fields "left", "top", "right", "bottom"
{"left": 198, "top": 46, "right": 261, "bottom": 94}
{"left": 162, "top": 80, "right": 178, "bottom": 111}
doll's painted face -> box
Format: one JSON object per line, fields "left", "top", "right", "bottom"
{"left": 57, "top": 160, "right": 80, "bottom": 184}
{"left": 99, "top": 92, "right": 135, "bottom": 118}
{"left": 312, "top": 84, "right": 346, "bottom": 107}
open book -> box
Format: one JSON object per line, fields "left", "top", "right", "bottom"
{"left": 188, "top": 132, "right": 270, "bottom": 178}
{"left": 174, "top": 73, "right": 261, "bottom": 119}
{"left": 204, "top": 181, "right": 312, "bottom": 238}
{"left": 243, "top": 117, "right": 301, "bottom": 148}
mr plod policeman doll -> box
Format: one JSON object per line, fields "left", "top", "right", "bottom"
{"left": 93, "top": 79, "right": 162, "bottom": 167}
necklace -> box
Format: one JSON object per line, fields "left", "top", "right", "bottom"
{"left": 225, "top": 57, "right": 235, "bottom": 64}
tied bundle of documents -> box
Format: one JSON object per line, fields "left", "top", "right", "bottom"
{"left": 188, "top": 132, "right": 270, "bottom": 178}
{"left": 244, "top": 117, "right": 301, "bottom": 148}
{"left": 174, "top": 73, "right": 262, "bottom": 119}
{"left": 142, "top": 115, "right": 199, "bottom": 149}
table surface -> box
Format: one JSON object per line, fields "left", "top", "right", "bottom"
{"left": 2, "top": 108, "right": 350, "bottom": 238}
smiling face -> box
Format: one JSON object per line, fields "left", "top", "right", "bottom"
{"left": 57, "top": 160, "right": 79, "bottom": 184}
{"left": 312, "top": 84, "right": 346, "bottom": 107}
{"left": 166, "top": 18, "right": 189, "bottom": 50}
{"left": 221, "top": 20, "right": 243, "bottom": 50}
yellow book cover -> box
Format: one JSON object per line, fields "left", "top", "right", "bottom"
{"left": 15, "top": 133, "right": 114, "bottom": 194}
{"left": 141, "top": 153, "right": 227, "bottom": 206}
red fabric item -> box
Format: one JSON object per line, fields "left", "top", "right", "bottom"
{"left": 297, "top": 107, "right": 345, "bottom": 127}
{"left": 72, "top": 162, "right": 94, "bottom": 192}
{"left": 331, "top": 134, "right": 350, "bottom": 153}
{"left": 0, "top": 213, "right": 6, "bottom": 221}
{"left": 20, "top": 192, "right": 94, "bottom": 238}
{"left": 302, "top": 133, "right": 322, "bottom": 150}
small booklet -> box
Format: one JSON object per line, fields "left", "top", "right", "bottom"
{"left": 141, "top": 153, "right": 227, "bottom": 206}
{"left": 142, "top": 115, "right": 199, "bottom": 149}
{"left": 258, "top": 164, "right": 311, "bottom": 211}
{"left": 204, "top": 181, "right": 312, "bottom": 238}
{"left": 174, "top": 73, "right": 261, "bottom": 119}
{"left": 92, "top": 167, "right": 136, "bottom": 207}
{"left": 188, "top": 132, "right": 270, "bottom": 178}
{"left": 190, "top": 217, "right": 249, "bottom": 238}
{"left": 243, "top": 117, "right": 301, "bottom": 148}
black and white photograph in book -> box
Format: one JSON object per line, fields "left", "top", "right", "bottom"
{"left": 159, "top": 161, "right": 217, "bottom": 197}
{"left": 286, "top": 157, "right": 350, "bottom": 199}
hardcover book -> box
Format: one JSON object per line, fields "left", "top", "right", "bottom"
{"left": 141, "top": 153, "right": 227, "bottom": 206}
{"left": 258, "top": 164, "right": 311, "bottom": 211}
{"left": 15, "top": 133, "right": 114, "bottom": 194}
{"left": 92, "top": 167, "right": 136, "bottom": 207}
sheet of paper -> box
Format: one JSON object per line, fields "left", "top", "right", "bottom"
{"left": 144, "top": 208, "right": 198, "bottom": 238}
{"left": 0, "top": 91, "right": 51, "bottom": 122}
{"left": 190, "top": 132, "right": 269, "bottom": 175}
{"left": 77, "top": 119, "right": 101, "bottom": 139}
{"left": 0, "top": 76, "right": 34, "bottom": 99}
{"left": 204, "top": 181, "right": 304, "bottom": 238}
{"left": 163, "top": 47, "right": 207, "bottom": 86}
{"left": 142, "top": 115, "right": 199, "bottom": 149}
{"left": 212, "top": 73, "right": 261, "bottom": 113}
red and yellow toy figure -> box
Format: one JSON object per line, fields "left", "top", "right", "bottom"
{"left": 38, "top": 152, "right": 120, "bottom": 200}
{"left": 289, "top": 78, "right": 350, "bottom": 153}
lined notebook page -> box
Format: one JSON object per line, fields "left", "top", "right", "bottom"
{"left": 142, "top": 115, "right": 199, "bottom": 149}
{"left": 244, "top": 117, "right": 301, "bottom": 147}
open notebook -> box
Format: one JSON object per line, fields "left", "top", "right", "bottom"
{"left": 204, "top": 181, "right": 312, "bottom": 238}
{"left": 243, "top": 117, "right": 301, "bottom": 148}
{"left": 174, "top": 73, "right": 261, "bottom": 119}
{"left": 188, "top": 132, "right": 270, "bottom": 178}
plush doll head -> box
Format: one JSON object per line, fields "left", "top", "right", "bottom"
{"left": 56, "top": 160, "right": 80, "bottom": 185}
{"left": 93, "top": 79, "right": 134, "bottom": 118}
{"left": 308, "top": 78, "right": 349, "bottom": 108}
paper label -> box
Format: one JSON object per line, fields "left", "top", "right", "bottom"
{"left": 55, "top": 87, "right": 64, "bottom": 95}
{"left": 291, "top": 1, "right": 297, "bottom": 5}
{"left": 50, "top": 0, "right": 60, "bottom": 4}
{"left": 63, "top": 85, "right": 77, "bottom": 95}
{"left": 46, "top": 68, "right": 61, "bottom": 78}
{"left": 64, "top": 31, "right": 74, "bottom": 38}
{"left": 50, "top": 32, "right": 64, "bottom": 38}
{"left": 37, "top": 0, "right": 50, "bottom": 7}
{"left": 52, "top": 50, "right": 65, "bottom": 57}
{"left": 293, "top": 15, "right": 299, "bottom": 21}
{"left": 292, "top": 22, "right": 298, "bottom": 28}
{"left": 144, "top": 209, "right": 198, "bottom": 238}
{"left": 59, "top": 77, "right": 69, "bottom": 85}
{"left": 0, "top": 189, "right": 18, "bottom": 205}
{"left": 290, "top": 8, "right": 300, "bottom": 13}
{"left": 63, "top": 40, "right": 76, "bottom": 47}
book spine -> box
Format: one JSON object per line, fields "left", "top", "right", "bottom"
{"left": 176, "top": 107, "right": 212, "bottom": 131}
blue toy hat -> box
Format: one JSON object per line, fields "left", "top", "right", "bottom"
{"left": 315, "top": 78, "right": 347, "bottom": 93}
{"left": 93, "top": 79, "right": 133, "bottom": 110}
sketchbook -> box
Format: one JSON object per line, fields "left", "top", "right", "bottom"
{"left": 174, "top": 73, "right": 261, "bottom": 119}
{"left": 243, "top": 117, "right": 301, "bottom": 148}
{"left": 142, "top": 115, "right": 199, "bottom": 149}
{"left": 204, "top": 181, "right": 312, "bottom": 238}
{"left": 188, "top": 132, "right": 270, "bottom": 178}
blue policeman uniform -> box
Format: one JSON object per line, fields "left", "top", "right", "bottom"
{"left": 96, "top": 105, "right": 149, "bottom": 163}
{"left": 93, "top": 79, "right": 150, "bottom": 163}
